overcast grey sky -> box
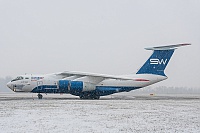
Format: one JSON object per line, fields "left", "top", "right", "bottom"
{"left": 0, "top": 0, "right": 199, "bottom": 88}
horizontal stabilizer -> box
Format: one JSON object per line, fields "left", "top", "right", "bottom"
{"left": 145, "top": 43, "right": 191, "bottom": 50}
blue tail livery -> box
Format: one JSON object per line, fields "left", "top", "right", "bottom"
{"left": 137, "top": 43, "right": 191, "bottom": 76}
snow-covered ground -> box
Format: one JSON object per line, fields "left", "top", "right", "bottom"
{"left": 0, "top": 93, "right": 200, "bottom": 133}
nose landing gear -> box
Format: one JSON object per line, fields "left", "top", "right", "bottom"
{"left": 37, "top": 93, "right": 43, "bottom": 99}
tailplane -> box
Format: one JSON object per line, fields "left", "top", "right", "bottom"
{"left": 136, "top": 43, "right": 191, "bottom": 76}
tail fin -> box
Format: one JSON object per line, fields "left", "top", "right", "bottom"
{"left": 136, "top": 43, "right": 191, "bottom": 76}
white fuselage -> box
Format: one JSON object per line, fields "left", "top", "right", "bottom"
{"left": 7, "top": 73, "right": 167, "bottom": 93}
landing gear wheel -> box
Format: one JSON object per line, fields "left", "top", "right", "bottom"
{"left": 79, "top": 95, "right": 100, "bottom": 100}
{"left": 79, "top": 95, "right": 84, "bottom": 99}
{"left": 93, "top": 95, "right": 100, "bottom": 99}
{"left": 37, "top": 93, "right": 43, "bottom": 99}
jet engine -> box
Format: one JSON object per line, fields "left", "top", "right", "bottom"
{"left": 58, "top": 80, "right": 96, "bottom": 96}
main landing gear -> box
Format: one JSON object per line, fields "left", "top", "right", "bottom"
{"left": 79, "top": 95, "right": 100, "bottom": 99}
{"left": 37, "top": 93, "right": 43, "bottom": 99}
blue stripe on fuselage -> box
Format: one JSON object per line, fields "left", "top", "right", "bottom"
{"left": 95, "top": 86, "right": 140, "bottom": 96}
{"left": 31, "top": 85, "right": 61, "bottom": 93}
{"left": 31, "top": 85, "right": 140, "bottom": 96}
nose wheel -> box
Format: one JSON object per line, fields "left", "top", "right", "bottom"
{"left": 37, "top": 93, "right": 43, "bottom": 99}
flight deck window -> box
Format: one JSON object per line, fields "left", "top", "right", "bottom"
{"left": 11, "top": 76, "right": 24, "bottom": 82}
{"left": 25, "top": 77, "right": 29, "bottom": 79}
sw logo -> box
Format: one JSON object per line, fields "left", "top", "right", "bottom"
{"left": 150, "top": 59, "right": 168, "bottom": 65}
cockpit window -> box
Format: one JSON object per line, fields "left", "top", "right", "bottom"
{"left": 25, "top": 77, "right": 29, "bottom": 79}
{"left": 11, "top": 76, "right": 24, "bottom": 82}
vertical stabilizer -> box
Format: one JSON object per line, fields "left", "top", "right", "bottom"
{"left": 136, "top": 43, "right": 191, "bottom": 76}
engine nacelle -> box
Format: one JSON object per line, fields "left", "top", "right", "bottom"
{"left": 58, "top": 80, "right": 96, "bottom": 96}
{"left": 69, "top": 81, "right": 83, "bottom": 95}
{"left": 82, "top": 82, "right": 96, "bottom": 92}
{"left": 58, "top": 80, "right": 70, "bottom": 93}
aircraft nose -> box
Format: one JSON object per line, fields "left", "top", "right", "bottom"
{"left": 7, "top": 82, "right": 12, "bottom": 89}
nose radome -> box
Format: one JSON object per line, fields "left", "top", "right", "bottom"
{"left": 7, "top": 82, "right": 11, "bottom": 89}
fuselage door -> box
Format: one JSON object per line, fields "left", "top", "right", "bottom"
{"left": 37, "top": 81, "right": 43, "bottom": 91}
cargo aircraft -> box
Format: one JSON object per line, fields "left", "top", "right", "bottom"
{"left": 7, "top": 44, "right": 190, "bottom": 99}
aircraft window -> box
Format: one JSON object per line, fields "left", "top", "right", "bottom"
{"left": 11, "top": 76, "right": 24, "bottom": 82}
{"left": 25, "top": 77, "right": 29, "bottom": 79}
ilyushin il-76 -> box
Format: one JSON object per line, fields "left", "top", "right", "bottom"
{"left": 7, "top": 44, "right": 191, "bottom": 99}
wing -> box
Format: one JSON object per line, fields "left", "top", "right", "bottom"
{"left": 56, "top": 71, "right": 133, "bottom": 84}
